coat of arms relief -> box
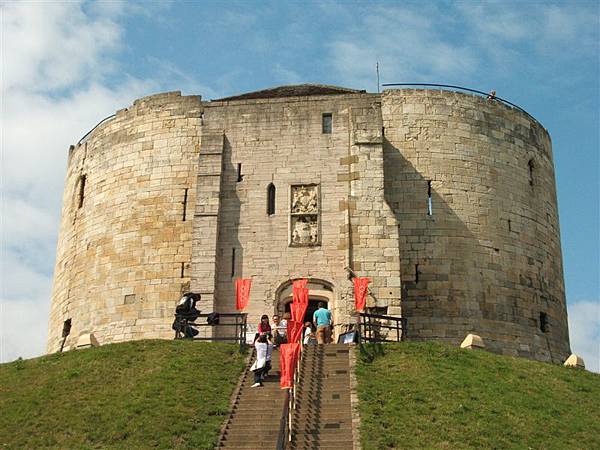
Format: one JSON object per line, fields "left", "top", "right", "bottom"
{"left": 290, "top": 184, "right": 319, "bottom": 246}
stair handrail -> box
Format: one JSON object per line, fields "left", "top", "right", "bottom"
{"left": 276, "top": 389, "right": 290, "bottom": 450}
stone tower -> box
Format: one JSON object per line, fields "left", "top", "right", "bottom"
{"left": 48, "top": 85, "right": 570, "bottom": 363}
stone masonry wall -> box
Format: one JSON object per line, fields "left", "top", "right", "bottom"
{"left": 381, "top": 89, "right": 569, "bottom": 362}
{"left": 47, "top": 92, "right": 202, "bottom": 351}
{"left": 194, "top": 93, "right": 402, "bottom": 338}
{"left": 48, "top": 86, "right": 569, "bottom": 364}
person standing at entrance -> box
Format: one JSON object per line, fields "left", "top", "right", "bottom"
{"left": 313, "top": 302, "right": 332, "bottom": 344}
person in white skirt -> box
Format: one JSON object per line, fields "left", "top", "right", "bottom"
{"left": 251, "top": 334, "right": 273, "bottom": 387}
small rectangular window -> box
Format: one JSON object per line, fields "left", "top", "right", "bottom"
{"left": 528, "top": 159, "right": 534, "bottom": 186}
{"left": 231, "top": 248, "right": 236, "bottom": 277}
{"left": 62, "top": 319, "right": 72, "bottom": 338}
{"left": 237, "top": 163, "right": 243, "bottom": 182}
{"left": 427, "top": 181, "right": 432, "bottom": 216}
{"left": 322, "top": 113, "right": 332, "bottom": 134}
{"left": 60, "top": 318, "right": 72, "bottom": 352}
{"left": 539, "top": 312, "right": 549, "bottom": 333}
{"left": 78, "top": 175, "right": 86, "bottom": 209}
{"left": 182, "top": 188, "right": 188, "bottom": 221}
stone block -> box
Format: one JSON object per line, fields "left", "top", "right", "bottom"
{"left": 460, "top": 333, "right": 485, "bottom": 350}
{"left": 563, "top": 354, "right": 585, "bottom": 369}
{"left": 75, "top": 333, "right": 99, "bottom": 349}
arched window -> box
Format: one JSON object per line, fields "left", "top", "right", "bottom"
{"left": 267, "top": 183, "right": 276, "bottom": 215}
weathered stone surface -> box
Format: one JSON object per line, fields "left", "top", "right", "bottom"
{"left": 47, "top": 86, "right": 570, "bottom": 364}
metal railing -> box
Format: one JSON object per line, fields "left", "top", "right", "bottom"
{"left": 358, "top": 312, "right": 407, "bottom": 343}
{"left": 76, "top": 113, "right": 117, "bottom": 145}
{"left": 382, "top": 83, "right": 535, "bottom": 122}
{"left": 276, "top": 389, "right": 290, "bottom": 450}
{"left": 174, "top": 312, "right": 247, "bottom": 351}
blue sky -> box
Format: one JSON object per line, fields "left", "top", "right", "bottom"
{"left": 1, "top": 0, "right": 598, "bottom": 370}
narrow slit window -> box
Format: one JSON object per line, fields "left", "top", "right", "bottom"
{"left": 528, "top": 159, "right": 534, "bottom": 186}
{"left": 267, "top": 183, "right": 276, "bottom": 216}
{"left": 508, "top": 219, "right": 512, "bottom": 232}
{"left": 539, "top": 312, "right": 549, "bottom": 333}
{"left": 427, "top": 181, "right": 433, "bottom": 215}
{"left": 231, "top": 248, "right": 236, "bottom": 277}
{"left": 237, "top": 163, "right": 244, "bottom": 182}
{"left": 322, "top": 113, "right": 332, "bottom": 134}
{"left": 180, "top": 262, "right": 185, "bottom": 278}
{"left": 77, "top": 175, "right": 86, "bottom": 209}
{"left": 60, "top": 318, "right": 72, "bottom": 352}
{"left": 182, "top": 188, "right": 189, "bottom": 221}
{"left": 415, "top": 264, "right": 419, "bottom": 284}
{"left": 62, "top": 319, "right": 72, "bottom": 338}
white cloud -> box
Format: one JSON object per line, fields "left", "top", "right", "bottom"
{"left": 327, "top": 2, "right": 598, "bottom": 89}
{"left": 0, "top": 1, "right": 159, "bottom": 363}
{"left": 2, "top": 2, "right": 122, "bottom": 93}
{"left": 327, "top": 4, "right": 477, "bottom": 89}
{"left": 145, "top": 57, "right": 220, "bottom": 99}
{"left": 568, "top": 301, "right": 600, "bottom": 373}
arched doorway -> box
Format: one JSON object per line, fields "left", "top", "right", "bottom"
{"left": 275, "top": 278, "right": 334, "bottom": 325}
{"left": 283, "top": 297, "right": 328, "bottom": 324}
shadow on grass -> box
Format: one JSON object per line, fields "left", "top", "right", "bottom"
{"left": 358, "top": 341, "right": 385, "bottom": 363}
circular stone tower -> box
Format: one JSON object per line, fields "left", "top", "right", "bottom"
{"left": 47, "top": 85, "right": 570, "bottom": 364}
{"left": 381, "top": 89, "right": 569, "bottom": 362}
{"left": 47, "top": 92, "right": 202, "bottom": 352}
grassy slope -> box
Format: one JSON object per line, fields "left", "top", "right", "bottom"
{"left": 0, "top": 340, "right": 246, "bottom": 450}
{"left": 356, "top": 342, "right": 600, "bottom": 450}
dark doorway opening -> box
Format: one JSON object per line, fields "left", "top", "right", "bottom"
{"left": 284, "top": 299, "right": 327, "bottom": 324}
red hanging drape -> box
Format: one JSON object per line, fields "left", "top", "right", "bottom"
{"left": 287, "top": 319, "right": 304, "bottom": 344}
{"left": 279, "top": 342, "right": 301, "bottom": 389}
{"left": 353, "top": 277, "right": 371, "bottom": 312}
{"left": 235, "top": 278, "right": 252, "bottom": 311}
{"left": 291, "top": 286, "right": 309, "bottom": 322}
{"left": 293, "top": 278, "right": 308, "bottom": 290}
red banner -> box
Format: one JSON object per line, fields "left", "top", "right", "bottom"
{"left": 293, "top": 279, "right": 308, "bottom": 290}
{"left": 291, "top": 301, "right": 306, "bottom": 324}
{"left": 279, "top": 342, "right": 301, "bottom": 389}
{"left": 235, "top": 278, "right": 252, "bottom": 311}
{"left": 287, "top": 319, "right": 304, "bottom": 344}
{"left": 353, "top": 277, "right": 371, "bottom": 312}
{"left": 291, "top": 287, "right": 309, "bottom": 322}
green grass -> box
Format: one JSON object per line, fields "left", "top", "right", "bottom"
{"left": 356, "top": 342, "right": 600, "bottom": 450}
{"left": 0, "top": 340, "right": 246, "bottom": 449}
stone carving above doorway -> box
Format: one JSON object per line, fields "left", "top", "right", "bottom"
{"left": 290, "top": 184, "right": 319, "bottom": 246}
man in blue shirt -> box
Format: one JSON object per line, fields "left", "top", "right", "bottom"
{"left": 313, "top": 302, "right": 332, "bottom": 344}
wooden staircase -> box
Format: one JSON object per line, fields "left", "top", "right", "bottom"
{"left": 291, "top": 344, "right": 355, "bottom": 450}
{"left": 219, "top": 349, "right": 285, "bottom": 449}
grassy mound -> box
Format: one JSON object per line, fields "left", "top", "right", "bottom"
{"left": 356, "top": 342, "right": 600, "bottom": 450}
{"left": 0, "top": 340, "right": 246, "bottom": 449}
